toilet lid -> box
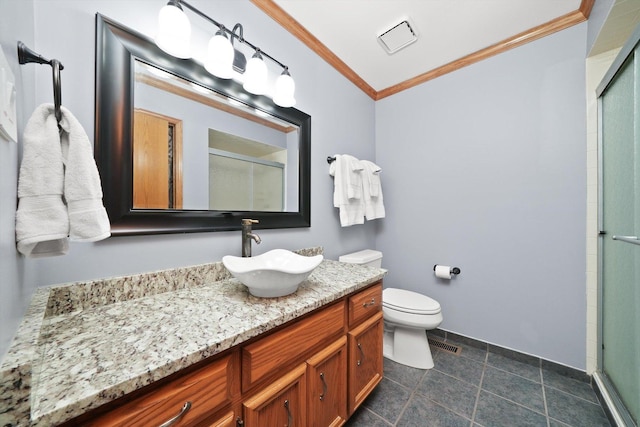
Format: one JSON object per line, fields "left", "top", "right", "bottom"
{"left": 383, "top": 288, "right": 441, "bottom": 315}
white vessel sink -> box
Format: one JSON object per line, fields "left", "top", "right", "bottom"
{"left": 222, "top": 249, "right": 323, "bottom": 298}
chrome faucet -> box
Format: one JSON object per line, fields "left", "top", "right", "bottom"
{"left": 241, "top": 219, "right": 261, "bottom": 257}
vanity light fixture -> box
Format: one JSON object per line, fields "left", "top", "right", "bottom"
{"left": 155, "top": 0, "right": 191, "bottom": 58}
{"left": 155, "top": 0, "right": 296, "bottom": 107}
{"left": 204, "top": 27, "right": 234, "bottom": 79}
{"left": 243, "top": 48, "right": 268, "bottom": 95}
{"left": 274, "top": 67, "right": 296, "bottom": 108}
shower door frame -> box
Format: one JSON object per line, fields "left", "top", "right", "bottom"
{"left": 596, "top": 22, "right": 640, "bottom": 427}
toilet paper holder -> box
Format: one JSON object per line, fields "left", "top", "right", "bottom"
{"left": 433, "top": 265, "right": 461, "bottom": 275}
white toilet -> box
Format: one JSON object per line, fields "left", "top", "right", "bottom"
{"left": 339, "top": 249, "right": 443, "bottom": 369}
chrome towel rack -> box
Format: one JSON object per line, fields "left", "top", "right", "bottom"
{"left": 17, "top": 41, "right": 64, "bottom": 125}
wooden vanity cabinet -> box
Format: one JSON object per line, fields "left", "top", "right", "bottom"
{"left": 73, "top": 281, "right": 383, "bottom": 427}
{"left": 240, "top": 281, "right": 383, "bottom": 426}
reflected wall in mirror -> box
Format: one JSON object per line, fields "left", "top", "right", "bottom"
{"left": 95, "top": 14, "right": 311, "bottom": 235}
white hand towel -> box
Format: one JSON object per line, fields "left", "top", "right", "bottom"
{"left": 329, "top": 154, "right": 365, "bottom": 227}
{"left": 58, "top": 106, "right": 111, "bottom": 242}
{"left": 361, "top": 160, "right": 385, "bottom": 220}
{"left": 16, "top": 104, "right": 69, "bottom": 257}
{"left": 329, "top": 158, "right": 343, "bottom": 208}
{"left": 364, "top": 161, "right": 381, "bottom": 198}
{"left": 345, "top": 154, "right": 364, "bottom": 200}
{"left": 15, "top": 104, "right": 110, "bottom": 257}
{"left": 329, "top": 154, "right": 364, "bottom": 203}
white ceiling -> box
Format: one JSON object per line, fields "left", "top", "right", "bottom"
{"left": 272, "top": 0, "right": 583, "bottom": 92}
{"left": 591, "top": 0, "right": 640, "bottom": 55}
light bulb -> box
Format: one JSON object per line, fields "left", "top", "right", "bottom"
{"left": 204, "top": 30, "right": 234, "bottom": 79}
{"left": 155, "top": 2, "right": 191, "bottom": 59}
{"left": 274, "top": 68, "right": 296, "bottom": 107}
{"left": 243, "top": 50, "right": 268, "bottom": 95}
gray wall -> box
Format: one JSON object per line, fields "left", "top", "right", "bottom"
{"left": 0, "top": 0, "right": 36, "bottom": 360}
{"left": 375, "top": 24, "right": 588, "bottom": 369}
{"left": 0, "top": 0, "right": 377, "bottom": 357}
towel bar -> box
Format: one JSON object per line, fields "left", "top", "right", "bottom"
{"left": 17, "top": 41, "right": 64, "bottom": 124}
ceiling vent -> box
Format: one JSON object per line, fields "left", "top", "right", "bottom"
{"left": 377, "top": 19, "right": 418, "bottom": 54}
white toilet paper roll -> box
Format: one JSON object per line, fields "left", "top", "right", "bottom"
{"left": 435, "top": 265, "right": 452, "bottom": 279}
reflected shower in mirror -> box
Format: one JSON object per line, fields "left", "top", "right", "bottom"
{"left": 133, "top": 61, "right": 299, "bottom": 212}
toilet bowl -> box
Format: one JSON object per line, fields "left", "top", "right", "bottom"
{"left": 338, "top": 250, "right": 443, "bottom": 369}
{"left": 383, "top": 287, "right": 442, "bottom": 369}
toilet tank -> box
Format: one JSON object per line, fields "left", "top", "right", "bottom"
{"left": 339, "top": 249, "right": 382, "bottom": 268}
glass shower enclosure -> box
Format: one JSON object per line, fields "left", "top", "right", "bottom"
{"left": 597, "top": 23, "right": 640, "bottom": 427}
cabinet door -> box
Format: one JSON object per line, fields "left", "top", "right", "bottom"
{"left": 347, "top": 311, "right": 383, "bottom": 415}
{"left": 306, "top": 336, "right": 347, "bottom": 427}
{"left": 243, "top": 363, "right": 307, "bottom": 427}
{"left": 133, "top": 109, "right": 183, "bottom": 209}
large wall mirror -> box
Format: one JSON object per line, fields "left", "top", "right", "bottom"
{"left": 95, "top": 14, "right": 311, "bottom": 235}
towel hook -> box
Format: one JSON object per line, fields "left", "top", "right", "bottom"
{"left": 17, "top": 41, "right": 64, "bottom": 125}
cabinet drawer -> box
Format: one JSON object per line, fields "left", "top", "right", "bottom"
{"left": 88, "top": 353, "right": 239, "bottom": 427}
{"left": 242, "top": 301, "right": 345, "bottom": 391}
{"left": 348, "top": 282, "right": 382, "bottom": 327}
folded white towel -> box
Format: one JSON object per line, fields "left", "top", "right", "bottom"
{"left": 16, "top": 104, "right": 69, "bottom": 257}
{"left": 329, "top": 154, "right": 364, "bottom": 204}
{"left": 16, "top": 104, "right": 110, "bottom": 257}
{"left": 58, "top": 106, "right": 111, "bottom": 242}
{"left": 361, "top": 160, "right": 385, "bottom": 220}
{"left": 329, "top": 154, "right": 365, "bottom": 227}
{"left": 345, "top": 155, "right": 364, "bottom": 200}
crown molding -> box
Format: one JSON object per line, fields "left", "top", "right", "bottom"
{"left": 251, "top": 0, "right": 595, "bottom": 100}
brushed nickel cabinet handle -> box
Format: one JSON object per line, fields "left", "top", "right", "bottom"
{"left": 363, "top": 298, "right": 376, "bottom": 308}
{"left": 357, "top": 342, "right": 364, "bottom": 366}
{"left": 158, "top": 401, "right": 192, "bottom": 427}
{"left": 319, "top": 372, "right": 327, "bottom": 401}
{"left": 284, "top": 399, "right": 293, "bottom": 427}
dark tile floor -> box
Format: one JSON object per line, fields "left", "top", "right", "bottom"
{"left": 346, "top": 332, "right": 611, "bottom": 427}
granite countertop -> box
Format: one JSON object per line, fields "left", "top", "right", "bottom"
{"left": 0, "top": 250, "right": 386, "bottom": 426}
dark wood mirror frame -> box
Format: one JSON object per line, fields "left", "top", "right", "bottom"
{"left": 95, "top": 14, "right": 311, "bottom": 236}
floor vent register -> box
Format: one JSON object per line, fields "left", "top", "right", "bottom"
{"left": 428, "top": 337, "right": 462, "bottom": 356}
